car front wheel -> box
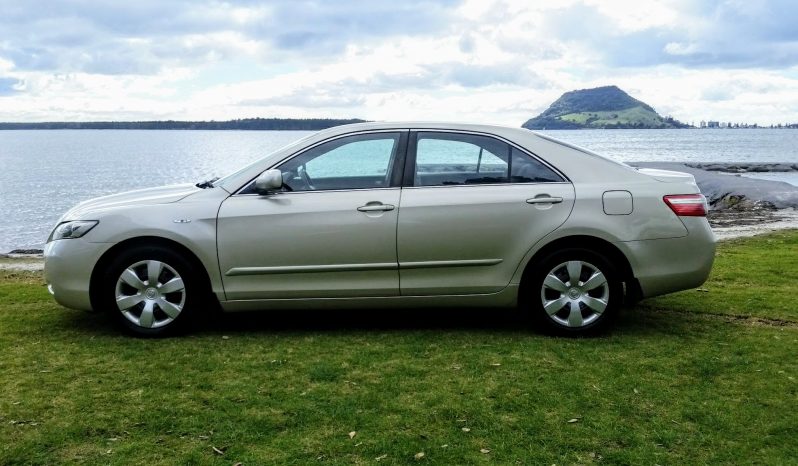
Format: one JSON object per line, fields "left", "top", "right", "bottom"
{"left": 526, "top": 249, "right": 621, "bottom": 335}
{"left": 100, "top": 245, "right": 200, "bottom": 336}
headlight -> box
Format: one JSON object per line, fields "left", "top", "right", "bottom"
{"left": 48, "top": 220, "right": 99, "bottom": 241}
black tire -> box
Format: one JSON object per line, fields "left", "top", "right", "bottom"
{"left": 523, "top": 248, "right": 621, "bottom": 336}
{"left": 97, "top": 245, "right": 202, "bottom": 337}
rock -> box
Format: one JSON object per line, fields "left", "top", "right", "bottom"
{"left": 8, "top": 249, "right": 44, "bottom": 255}
{"left": 685, "top": 162, "right": 798, "bottom": 173}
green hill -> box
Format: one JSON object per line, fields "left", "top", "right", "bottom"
{"left": 522, "top": 85, "right": 689, "bottom": 129}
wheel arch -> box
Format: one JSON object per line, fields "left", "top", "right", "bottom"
{"left": 519, "top": 235, "right": 640, "bottom": 304}
{"left": 89, "top": 236, "right": 218, "bottom": 311}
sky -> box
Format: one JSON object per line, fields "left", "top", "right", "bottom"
{"left": 0, "top": 0, "right": 797, "bottom": 126}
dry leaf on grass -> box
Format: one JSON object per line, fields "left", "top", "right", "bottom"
{"left": 348, "top": 431, "right": 356, "bottom": 439}
{"left": 480, "top": 448, "right": 491, "bottom": 454}
{"left": 462, "top": 427, "right": 471, "bottom": 432}
{"left": 212, "top": 446, "right": 225, "bottom": 455}
{"left": 414, "top": 452, "right": 425, "bottom": 459}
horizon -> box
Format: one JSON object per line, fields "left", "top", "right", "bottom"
{"left": 1, "top": 1, "right": 797, "bottom": 125}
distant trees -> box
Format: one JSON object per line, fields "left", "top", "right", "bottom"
{"left": 0, "top": 118, "right": 368, "bottom": 130}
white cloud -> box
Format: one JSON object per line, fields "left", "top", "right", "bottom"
{"left": 664, "top": 42, "right": 700, "bottom": 56}
{"left": 0, "top": 0, "right": 796, "bottom": 125}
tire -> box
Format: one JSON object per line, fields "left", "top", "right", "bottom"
{"left": 523, "top": 248, "right": 621, "bottom": 336}
{"left": 97, "top": 245, "right": 201, "bottom": 337}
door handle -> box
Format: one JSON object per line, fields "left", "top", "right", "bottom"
{"left": 357, "top": 203, "right": 395, "bottom": 212}
{"left": 526, "top": 196, "right": 563, "bottom": 204}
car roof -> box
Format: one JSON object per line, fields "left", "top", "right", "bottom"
{"left": 315, "top": 121, "right": 532, "bottom": 137}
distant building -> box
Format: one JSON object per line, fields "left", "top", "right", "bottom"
{"left": 699, "top": 120, "right": 707, "bottom": 128}
{"left": 707, "top": 121, "right": 720, "bottom": 128}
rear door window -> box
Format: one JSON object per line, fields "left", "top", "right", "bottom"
{"left": 412, "top": 132, "right": 562, "bottom": 186}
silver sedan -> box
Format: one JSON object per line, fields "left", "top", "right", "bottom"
{"left": 44, "top": 122, "right": 715, "bottom": 336}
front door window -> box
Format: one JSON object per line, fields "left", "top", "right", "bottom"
{"left": 279, "top": 133, "right": 401, "bottom": 191}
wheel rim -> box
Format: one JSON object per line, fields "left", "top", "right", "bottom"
{"left": 540, "top": 260, "right": 609, "bottom": 328}
{"left": 114, "top": 260, "right": 186, "bottom": 329}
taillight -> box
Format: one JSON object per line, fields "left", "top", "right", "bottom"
{"left": 663, "top": 194, "right": 707, "bottom": 217}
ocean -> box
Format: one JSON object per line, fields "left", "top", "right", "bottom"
{"left": 2, "top": 128, "right": 797, "bottom": 251}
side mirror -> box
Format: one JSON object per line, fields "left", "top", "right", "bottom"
{"left": 254, "top": 169, "right": 283, "bottom": 194}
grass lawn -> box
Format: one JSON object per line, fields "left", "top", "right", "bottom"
{"left": 1, "top": 232, "right": 796, "bottom": 465}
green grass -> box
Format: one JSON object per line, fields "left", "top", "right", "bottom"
{"left": 559, "top": 106, "right": 666, "bottom": 127}
{"left": 1, "top": 233, "right": 797, "bottom": 465}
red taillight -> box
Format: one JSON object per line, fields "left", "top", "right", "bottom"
{"left": 663, "top": 194, "right": 707, "bottom": 217}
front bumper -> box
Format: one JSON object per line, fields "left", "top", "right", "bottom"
{"left": 44, "top": 239, "right": 113, "bottom": 311}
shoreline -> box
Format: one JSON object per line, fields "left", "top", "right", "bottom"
{"left": 684, "top": 162, "right": 798, "bottom": 173}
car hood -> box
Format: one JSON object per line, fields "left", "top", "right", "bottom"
{"left": 64, "top": 183, "right": 201, "bottom": 220}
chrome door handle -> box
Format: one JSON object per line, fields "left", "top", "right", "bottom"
{"left": 526, "top": 196, "right": 563, "bottom": 204}
{"left": 357, "top": 203, "right": 395, "bottom": 212}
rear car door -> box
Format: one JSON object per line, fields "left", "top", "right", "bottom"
{"left": 397, "top": 131, "right": 575, "bottom": 295}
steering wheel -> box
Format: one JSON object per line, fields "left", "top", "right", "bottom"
{"left": 298, "top": 165, "right": 315, "bottom": 190}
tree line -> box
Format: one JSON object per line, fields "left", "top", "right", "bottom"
{"left": 0, "top": 118, "right": 367, "bottom": 130}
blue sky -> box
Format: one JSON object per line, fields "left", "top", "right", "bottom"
{"left": 0, "top": 0, "right": 796, "bottom": 125}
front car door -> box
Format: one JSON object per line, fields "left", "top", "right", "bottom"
{"left": 397, "top": 131, "right": 575, "bottom": 295}
{"left": 217, "top": 131, "right": 407, "bottom": 300}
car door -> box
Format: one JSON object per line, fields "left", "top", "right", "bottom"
{"left": 217, "top": 131, "right": 407, "bottom": 300}
{"left": 397, "top": 131, "right": 575, "bottom": 295}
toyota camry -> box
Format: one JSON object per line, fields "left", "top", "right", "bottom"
{"left": 44, "top": 122, "right": 715, "bottom": 336}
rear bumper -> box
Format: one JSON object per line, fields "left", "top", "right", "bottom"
{"left": 44, "top": 239, "right": 112, "bottom": 311}
{"left": 618, "top": 217, "right": 716, "bottom": 298}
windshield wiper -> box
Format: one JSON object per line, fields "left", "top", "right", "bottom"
{"left": 195, "top": 177, "right": 219, "bottom": 189}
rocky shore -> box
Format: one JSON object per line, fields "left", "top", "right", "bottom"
{"left": 684, "top": 162, "right": 798, "bottom": 174}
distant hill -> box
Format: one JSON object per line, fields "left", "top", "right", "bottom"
{"left": 0, "top": 118, "right": 367, "bottom": 130}
{"left": 522, "top": 86, "right": 690, "bottom": 129}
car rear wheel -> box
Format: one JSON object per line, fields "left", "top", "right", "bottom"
{"left": 525, "top": 249, "right": 621, "bottom": 335}
{"left": 100, "top": 245, "right": 200, "bottom": 337}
